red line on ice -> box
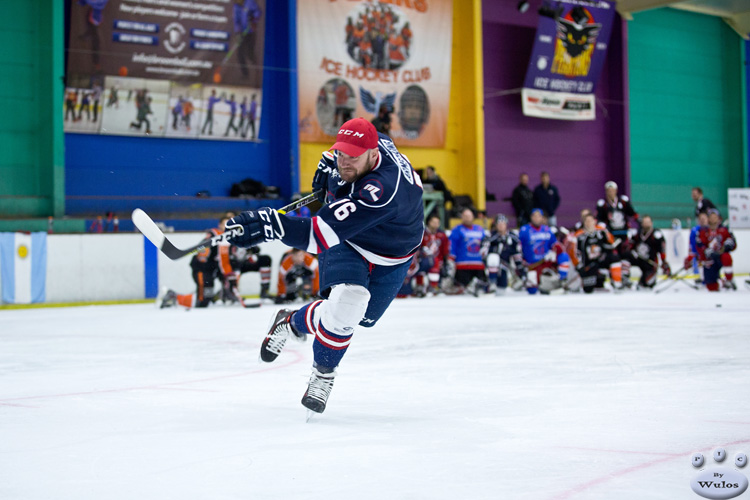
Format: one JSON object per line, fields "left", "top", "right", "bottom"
{"left": 550, "top": 439, "right": 750, "bottom": 500}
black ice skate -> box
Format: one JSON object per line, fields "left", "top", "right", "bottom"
{"left": 302, "top": 367, "right": 336, "bottom": 416}
{"left": 259, "top": 309, "right": 305, "bottom": 363}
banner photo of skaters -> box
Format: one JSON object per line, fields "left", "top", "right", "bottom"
{"left": 99, "top": 77, "right": 170, "bottom": 136}
{"left": 521, "top": 0, "right": 615, "bottom": 120}
{"left": 64, "top": 0, "right": 265, "bottom": 140}
{"left": 297, "top": 0, "right": 453, "bottom": 147}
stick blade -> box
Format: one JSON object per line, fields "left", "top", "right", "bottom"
{"left": 131, "top": 209, "right": 165, "bottom": 248}
{"left": 132, "top": 209, "right": 190, "bottom": 260}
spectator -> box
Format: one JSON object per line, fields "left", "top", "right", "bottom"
{"left": 371, "top": 104, "right": 392, "bottom": 135}
{"left": 421, "top": 166, "right": 453, "bottom": 215}
{"left": 691, "top": 187, "right": 716, "bottom": 218}
{"left": 511, "top": 173, "right": 534, "bottom": 228}
{"left": 533, "top": 171, "right": 561, "bottom": 227}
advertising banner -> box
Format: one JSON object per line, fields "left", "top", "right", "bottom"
{"left": 728, "top": 188, "right": 750, "bottom": 229}
{"left": 65, "top": 0, "right": 265, "bottom": 140}
{"left": 297, "top": 0, "right": 453, "bottom": 147}
{"left": 521, "top": 0, "right": 615, "bottom": 120}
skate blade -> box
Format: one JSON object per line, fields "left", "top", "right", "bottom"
{"left": 306, "top": 410, "right": 316, "bottom": 423}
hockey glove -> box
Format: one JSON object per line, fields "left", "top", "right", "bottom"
{"left": 661, "top": 261, "right": 671, "bottom": 276}
{"left": 312, "top": 151, "right": 335, "bottom": 203}
{"left": 683, "top": 255, "right": 694, "bottom": 270}
{"left": 515, "top": 264, "right": 528, "bottom": 280}
{"left": 226, "top": 208, "right": 285, "bottom": 248}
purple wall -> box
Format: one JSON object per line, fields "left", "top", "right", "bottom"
{"left": 482, "top": 0, "right": 628, "bottom": 228}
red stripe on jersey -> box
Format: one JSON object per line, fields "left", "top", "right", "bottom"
{"left": 312, "top": 217, "right": 330, "bottom": 251}
{"left": 456, "top": 263, "right": 485, "bottom": 271}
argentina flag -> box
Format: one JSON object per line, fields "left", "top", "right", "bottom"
{"left": 0, "top": 232, "right": 47, "bottom": 304}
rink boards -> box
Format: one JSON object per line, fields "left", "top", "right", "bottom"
{"left": 0, "top": 230, "right": 748, "bottom": 304}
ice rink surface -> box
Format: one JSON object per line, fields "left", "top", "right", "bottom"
{"left": 2, "top": 289, "right": 749, "bottom": 500}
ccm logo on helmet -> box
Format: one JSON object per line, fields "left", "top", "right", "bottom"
{"left": 339, "top": 130, "right": 364, "bottom": 138}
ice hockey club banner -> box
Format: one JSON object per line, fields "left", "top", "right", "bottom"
{"left": 65, "top": 0, "right": 265, "bottom": 141}
{"left": 0, "top": 232, "right": 47, "bottom": 304}
{"left": 522, "top": 0, "right": 615, "bottom": 120}
{"left": 298, "top": 0, "right": 453, "bottom": 147}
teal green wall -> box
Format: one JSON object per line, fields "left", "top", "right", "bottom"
{"left": 0, "top": 1, "right": 64, "bottom": 217}
{"left": 629, "top": 8, "right": 745, "bottom": 226}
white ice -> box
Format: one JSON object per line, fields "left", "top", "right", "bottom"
{"left": 2, "top": 289, "right": 749, "bottom": 500}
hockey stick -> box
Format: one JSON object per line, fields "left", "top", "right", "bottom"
{"left": 653, "top": 267, "right": 691, "bottom": 294}
{"left": 132, "top": 191, "right": 322, "bottom": 260}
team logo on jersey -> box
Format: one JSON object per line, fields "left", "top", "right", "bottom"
{"left": 164, "top": 23, "right": 187, "bottom": 54}
{"left": 360, "top": 180, "right": 384, "bottom": 202}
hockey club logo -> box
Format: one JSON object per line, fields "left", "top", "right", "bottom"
{"left": 164, "top": 22, "right": 187, "bottom": 54}
{"left": 360, "top": 86, "right": 397, "bottom": 118}
{"left": 690, "top": 449, "right": 748, "bottom": 499}
{"left": 360, "top": 180, "right": 384, "bottom": 202}
{"left": 552, "top": 6, "right": 601, "bottom": 77}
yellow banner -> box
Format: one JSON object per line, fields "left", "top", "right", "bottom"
{"left": 297, "top": 0, "right": 452, "bottom": 147}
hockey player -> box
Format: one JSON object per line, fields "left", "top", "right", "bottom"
{"left": 275, "top": 249, "right": 319, "bottom": 303}
{"left": 576, "top": 214, "right": 620, "bottom": 293}
{"left": 518, "top": 208, "right": 568, "bottom": 294}
{"left": 448, "top": 207, "right": 488, "bottom": 295}
{"left": 484, "top": 214, "right": 522, "bottom": 295}
{"left": 689, "top": 209, "right": 736, "bottom": 291}
{"left": 414, "top": 213, "right": 450, "bottom": 295}
{"left": 226, "top": 118, "right": 424, "bottom": 415}
{"left": 624, "top": 215, "right": 670, "bottom": 289}
{"left": 159, "top": 215, "right": 233, "bottom": 309}
{"left": 686, "top": 211, "right": 709, "bottom": 281}
{"left": 596, "top": 181, "right": 636, "bottom": 287}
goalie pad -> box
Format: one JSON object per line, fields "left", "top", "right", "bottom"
{"left": 539, "top": 268, "right": 561, "bottom": 293}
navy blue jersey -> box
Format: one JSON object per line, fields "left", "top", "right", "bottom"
{"left": 277, "top": 134, "right": 424, "bottom": 265}
{"left": 485, "top": 230, "right": 521, "bottom": 266}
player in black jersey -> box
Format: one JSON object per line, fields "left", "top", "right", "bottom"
{"left": 623, "top": 215, "right": 670, "bottom": 289}
{"left": 596, "top": 181, "right": 638, "bottom": 287}
{"left": 576, "top": 214, "right": 619, "bottom": 293}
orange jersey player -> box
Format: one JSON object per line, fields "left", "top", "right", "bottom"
{"left": 276, "top": 248, "right": 319, "bottom": 303}
{"left": 158, "top": 216, "right": 233, "bottom": 309}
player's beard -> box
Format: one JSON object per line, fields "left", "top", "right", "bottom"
{"left": 338, "top": 154, "right": 374, "bottom": 183}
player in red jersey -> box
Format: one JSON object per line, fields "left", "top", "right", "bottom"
{"left": 687, "top": 208, "right": 736, "bottom": 291}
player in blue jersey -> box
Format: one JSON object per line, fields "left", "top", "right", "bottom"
{"left": 449, "top": 207, "right": 488, "bottom": 295}
{"left": 223, "top": 94, "right": 239, "bottom": 137}
{"left": 226, "top": 118, "right": 424, "bottom": 415}
{"left": 483, "top": 214, "right": 522, "bottom": 295}
{"left": 233, "top": 0, "right": 263, "bottom": 79}
{"left": 77, "top": 0, "right": 109, "bottom": 68}
{"left": 686, "top": 211, "right": 708, "bottom": 283}
{"left": 201, "top": 90, "right": 221, "bottom": 135}
{"left": 518, "top": 209, "right": 569, "bottom": 294}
